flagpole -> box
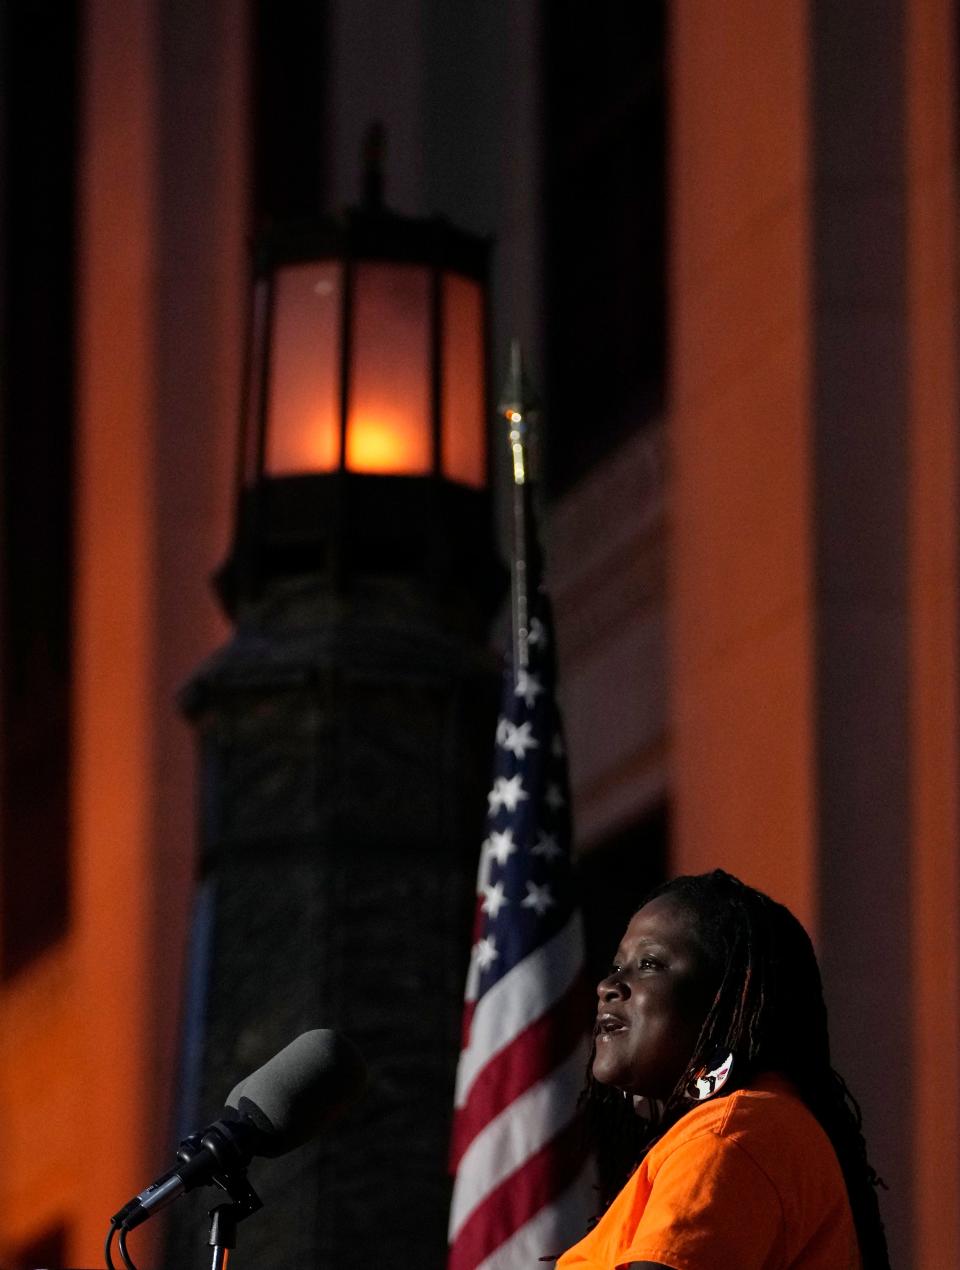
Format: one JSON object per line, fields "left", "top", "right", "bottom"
{"left": 448, "top": 342, "right": 595, "bottom": 1270}
{"left": 499, "top": 338, "right": 536, "bottom": 678}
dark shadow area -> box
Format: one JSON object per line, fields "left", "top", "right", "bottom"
{"left": 576, "top": 802, "right": 668, "bottom": 988}
{"left": 0, "top": 0, "right": 76, "bottom": 978}
{"left": 542, "top": 1, "right": 667, "bottom": 496}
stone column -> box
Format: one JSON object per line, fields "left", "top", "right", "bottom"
{"left": 165, "top": 559, "right": 498, "bottom": 1267}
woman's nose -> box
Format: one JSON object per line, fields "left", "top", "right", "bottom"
{"left": 597, "top": 973, "right": 628, "bottom": 1002}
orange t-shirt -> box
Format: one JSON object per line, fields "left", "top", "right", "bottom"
{"left": 556, "top": 1074, "right": 861, "bottom": 1270}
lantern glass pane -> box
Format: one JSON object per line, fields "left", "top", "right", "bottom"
{"left": 441, "top": 273, "right": 486, "bottom": 488}
{"left": 348, "top": 262, "right": 431, "bottom": 475}
{"left": 265, "top": 261, "right": 342, "bottom": 475}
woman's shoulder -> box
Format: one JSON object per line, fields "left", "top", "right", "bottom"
{"left": 613, "top": 1076, "right": 859, "bottom": 1270}
{"left": 643, "top": 1069, "right": 849, "bottom": 1216}
{"left": 651, "top": 1071, "right": 834, "bottom": 1166}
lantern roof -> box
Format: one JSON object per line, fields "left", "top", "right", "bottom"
{"left": 253, "top": 207, "right": 489, "bottom": 280}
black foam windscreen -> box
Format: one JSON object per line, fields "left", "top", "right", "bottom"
{"left": 225, "top": 1029, "right": 367, "bottom": 1157}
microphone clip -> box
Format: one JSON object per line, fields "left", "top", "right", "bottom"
{"left": 210, "top": 1166, "right": 262, "bottom": 1222}
{"left": 177, "top": 1125, "right": 263, "bottom": 1221}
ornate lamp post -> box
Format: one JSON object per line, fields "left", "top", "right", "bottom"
{"left": 170, "top": 193, "right": 502, "bottom": 1269}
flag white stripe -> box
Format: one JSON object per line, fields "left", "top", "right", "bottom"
{"left": 472, "top": 1160, "right": 597, "bottom": 1270}
{"left": 454, "top": 916, "right": 583, "bottom": 1109}
{"left": 464, "top": 944, "right": 482, "bottom": 1004}
{"left": 448, "top": 1041, "right": 588, "bottom": 1241}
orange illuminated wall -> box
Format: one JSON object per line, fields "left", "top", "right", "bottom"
{"left": 669, "top": 0, "right": 815, "bottom": 922}
{"left": 904, "top": 0, "right": 960, "bottom": 1261}
{"left": 0, "top": 1, "right": 248, "bottom": 1266}
{"left": 669, "top": 1, "right": 960, "bottom": 1265}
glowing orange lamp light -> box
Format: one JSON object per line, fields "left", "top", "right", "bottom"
{"left": 240, "top": 216, "right": 488, "bottom": 491}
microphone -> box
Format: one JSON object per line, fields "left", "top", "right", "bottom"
{"left": 111, "top": 1029, "right": 366, "bottom": 1232}
{"left": 224, "top": 1027, "right": 366, "bottom": 1154}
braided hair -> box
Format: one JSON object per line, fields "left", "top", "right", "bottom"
{"left": 583, "top": 869, "right": 890, "bottom": 1269}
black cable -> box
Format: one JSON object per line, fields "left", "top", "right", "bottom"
{"left": 104, "top": 1223, "right": 117, "bottom": 1270}
{"left": 117, "top": 1226, "right": 139, "bottom": 1270}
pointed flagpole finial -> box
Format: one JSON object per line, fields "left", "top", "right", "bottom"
{"left": 498, "top": 339, "right": 539, "bottom": 487}
{"left": 499, "top": 339, "right": 541, "bottom": 674}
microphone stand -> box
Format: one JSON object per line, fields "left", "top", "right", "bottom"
{"left": 204, "top": 1165, "right": 262, "bottom": 1269}
{"left": 208, "top": 1200, "right": 241, "bottom": 1269}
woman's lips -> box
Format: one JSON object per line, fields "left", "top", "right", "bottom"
{"left": 595, "top": 1012, "right": 628, "bottom": 1038}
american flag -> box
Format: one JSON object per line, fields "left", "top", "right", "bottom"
{"left": 447, "top": 580, "right": 594, "bottom": 1269}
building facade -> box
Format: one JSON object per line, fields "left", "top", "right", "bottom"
{"left": 0, "top": 2, "right": 956, "bottom": 1267}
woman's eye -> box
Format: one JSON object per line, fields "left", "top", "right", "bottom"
{"left": 638, "top": 956, "right": 662, "bottom": 970}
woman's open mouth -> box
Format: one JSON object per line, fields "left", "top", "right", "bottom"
{"left": 596, "top": 1013, "right": 628, "bottom": 1038}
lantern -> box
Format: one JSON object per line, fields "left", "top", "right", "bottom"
{"left": 224, "top": 207, "right": 491, "bottom": 604}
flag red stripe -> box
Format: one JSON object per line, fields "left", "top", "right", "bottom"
{"left": 448, "top": 1114, "right": 588, "bottom": 1270}
{"left": 450, "top": 976, "right": 590, "bottom": 1169}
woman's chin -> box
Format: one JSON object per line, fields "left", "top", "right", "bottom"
{"left": 591, "top": 1053, "right": 624, "bottom": 1088}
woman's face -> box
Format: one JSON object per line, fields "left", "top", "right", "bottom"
{"left": 592, "top": 894, "right": 719, "bottom": 1100}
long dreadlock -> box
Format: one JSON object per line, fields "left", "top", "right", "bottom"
{"left": 582, "top": 869, "right": 890, "bottom": 1270}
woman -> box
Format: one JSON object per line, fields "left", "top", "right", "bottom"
{"left": 557, "top": 870, "right": 889, "bottom": 1269}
